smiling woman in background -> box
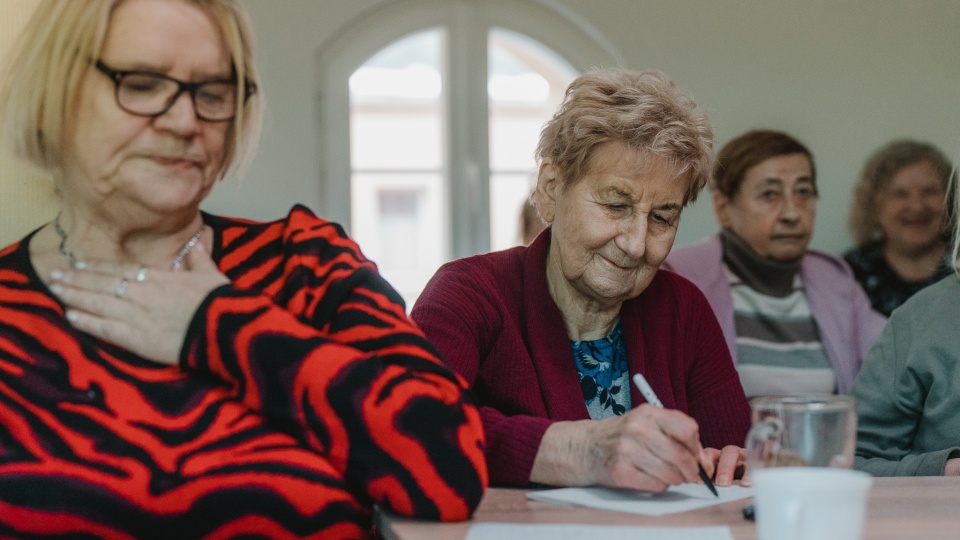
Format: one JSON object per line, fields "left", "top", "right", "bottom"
{"left": 664, "top": 130, "right": 886, "bottom": 398}
{"left": 412, "top": 69, "right": 750, "bottom": 492}
{"left": 0, "top": 0, "right": 485, "bottom": 536}
{"left": 843, "top": 140, "right": 954, "bottom": 316}
{"left": 852, "top": 143, "right": 960, "bottom": 477}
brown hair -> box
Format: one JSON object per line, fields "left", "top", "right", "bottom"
{"left": 848, "top": 140, "right": 953, "bottom": 247}
{"left": 0, "top": 0, "right": 262, "bottom": 182}
{"left": 713, "top": 129, "right": 816, "bottom": 198}
{"left": 535, "top": 68, "right": 714, "bottom": 206}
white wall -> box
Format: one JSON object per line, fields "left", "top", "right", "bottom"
{"left": 0, "top": 0, "right": 928, "bottom": 257}
{"left": 208, "top": 0, "right": 960, "bottom": 255}
{"left": 0, "top": 0, "right": 57, "bottom": 248}
{"left": 2, "top": 1, "right": 958, "bottom": 252}
{"left": 561, "top": 0, "right": 960, "bottom": 251}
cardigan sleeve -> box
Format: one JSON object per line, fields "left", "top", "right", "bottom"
{"left": 410, "top": 260, "right": 553, "bottom": 487}
{"left": 853, "top": 312, "right": 959, "bottom": 476}
{"left": 670, "top": 277, "right": 751, "bottom": 449}
{"left": 178, "top": 220, "right": 486, "bottom": 521}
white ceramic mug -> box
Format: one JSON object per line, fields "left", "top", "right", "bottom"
{"left": 752, "top": 467, "right": 873, "bottom": 540}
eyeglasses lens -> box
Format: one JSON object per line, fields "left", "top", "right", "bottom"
{"left": 117, "top": 73, "right": 237, "bottom": 121}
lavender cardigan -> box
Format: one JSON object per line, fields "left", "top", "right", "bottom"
{"left": 663, "top": 233, "right": 886, "bottom": 394}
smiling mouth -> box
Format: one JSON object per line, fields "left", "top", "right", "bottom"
{"left": 603, "top": 257, "right": 639, "bottom": 271}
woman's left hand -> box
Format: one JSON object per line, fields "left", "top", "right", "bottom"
{"left": 49, "top": 241, "right": 230, "bottom": 365}
{"left": 703, "top": 445, "right": 749, "bottom": 486}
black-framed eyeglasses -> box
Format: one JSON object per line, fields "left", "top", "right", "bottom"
{"left": 94, "top": 59, "right": 256, "bottom": 122}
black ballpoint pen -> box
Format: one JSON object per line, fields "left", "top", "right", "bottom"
{"left": 632, "top": 373, "right": 720, "bottom": 497}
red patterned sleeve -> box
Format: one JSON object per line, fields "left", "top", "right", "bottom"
{"left": 178, "top": 211, "right": 487, "bottom": 521}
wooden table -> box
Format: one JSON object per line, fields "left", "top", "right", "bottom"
{"left": 378, "top": 477, "right": 960, "bottom": 540}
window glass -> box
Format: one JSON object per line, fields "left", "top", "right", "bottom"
{"left": 349, "top": 25, "right": 580, "bottom": 307}
{"left": 350, "top": 30, "right": 446, "bottom": 306}
{"left": 488, "top": 28, "right": 577, "bottom": 249}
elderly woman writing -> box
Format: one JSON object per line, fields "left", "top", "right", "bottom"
{"left": 664, "top": 130, "right": 886, "bottom": 398}
{"left": 844, "top": 140, "right": 954, "bottom": 316}
{"left": 411, "top": 70, "right": 750, "bottom": 491}
{"left": 0, "top": 0, "right": 485, "bottom": 536}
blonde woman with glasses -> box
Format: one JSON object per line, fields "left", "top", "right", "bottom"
{"left": 0, "top": 0, "right": 485, "bottom": 535}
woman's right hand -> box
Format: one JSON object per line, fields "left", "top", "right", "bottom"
{"left": 530, "top": 403, "right": 710, "bottom": 491}
{"left": 49, "top": 241, "right": 230, "bottom": 366}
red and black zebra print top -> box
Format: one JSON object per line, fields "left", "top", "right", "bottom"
{"left": 0, "top": 205, "right": 487, "bottom": 538}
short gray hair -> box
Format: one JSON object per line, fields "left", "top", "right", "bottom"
{"left": 535, "top": 68, "right": 714, "bottom": 206}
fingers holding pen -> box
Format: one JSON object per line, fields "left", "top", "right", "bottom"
{"left": 531, "top": 408, "right": 723, "bottom": 494}
{"left": 630, "top": 373, "right": 722, "bottom": 492}
{"left": 636, "top": 405, "right": 705, "bottom": 482}
{"left": 651, "top": 403, "right": 707, "bottom": 456}
{"left": 623, "top": 412, "right": 745, "bottom": 490}
{"left": 603, "top": 405, "right": 705, "bottom": 489}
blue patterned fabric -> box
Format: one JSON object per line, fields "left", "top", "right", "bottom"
{"left": 571, "top": 320, "right": 630, "bottom": 419}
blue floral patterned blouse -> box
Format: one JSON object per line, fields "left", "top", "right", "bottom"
{"left": 571, "top": 319, "right": 630, "bottom": 419}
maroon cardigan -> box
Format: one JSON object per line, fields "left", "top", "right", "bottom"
{"left": 411, "top": 230, "right": 751, "bottom": 486}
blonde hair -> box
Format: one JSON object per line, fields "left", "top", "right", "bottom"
{"left": 0, "top": 0, "right": 262, "bottom": 182}
{"left": 535, "top": 68, "right": 714, "bottom": 206}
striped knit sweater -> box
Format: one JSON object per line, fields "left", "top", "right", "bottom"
{"left": 0, "top": 205, "right": 486, "bottom": 538}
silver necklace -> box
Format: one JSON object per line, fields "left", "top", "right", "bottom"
{"left": 54, "top": 213, "right": 205, "bottom": 271}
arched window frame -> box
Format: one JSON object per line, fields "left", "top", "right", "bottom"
{"left": 316, "top": 0, "right": 622, "bottom": 259}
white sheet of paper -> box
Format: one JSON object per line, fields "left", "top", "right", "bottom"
{"left": 464, "top": 523, "right": 734, "bottom": 540}
{"left": 526, "top": 483, "right": 754, "bottom": 516}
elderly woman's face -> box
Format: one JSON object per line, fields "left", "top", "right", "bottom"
{"left": 538, "top": 142, "right": 687, "bottom": 307}
{"left": 714, "top": 153, "right": 815, "bottom": 262}
{"left": 877, "top": 160, "right": 946, "bottom": 254}
{"left": 61, "top": 0, "right": 231, "bottom": 216}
